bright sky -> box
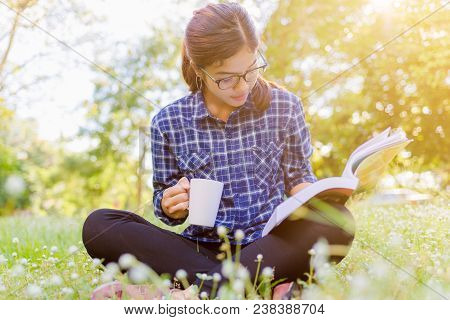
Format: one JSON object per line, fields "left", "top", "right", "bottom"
{"left": 3, "top": 0, "right": 276, "bottom": 152}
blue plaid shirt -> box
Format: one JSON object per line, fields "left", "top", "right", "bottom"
{"left": 150, "top": 87, "right": 317, "bottom": 245}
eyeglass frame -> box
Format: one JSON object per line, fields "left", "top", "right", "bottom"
{"left": 197, "top": 50, "right": 268, "bottom": 90}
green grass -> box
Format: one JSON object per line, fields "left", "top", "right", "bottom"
{"left": 0, "top": 196, "right": 448, "bottom": 299}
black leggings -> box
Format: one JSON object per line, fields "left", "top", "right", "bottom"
{"left": 82, "top": 203, "right": 354, "bottom": 294}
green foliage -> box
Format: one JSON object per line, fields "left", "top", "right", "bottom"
{"left": 263, "top": 0, "right": 449, "bottom": 178}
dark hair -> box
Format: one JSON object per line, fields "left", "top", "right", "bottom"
{"left": 181, "top": 2, "right": 283, "bottom": 112}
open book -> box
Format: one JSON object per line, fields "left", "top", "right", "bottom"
{"left": 262, "top": 127, "right": 413, "bottom": 236}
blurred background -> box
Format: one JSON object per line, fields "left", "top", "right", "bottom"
{"left": 0, "top": 0, "right": 448, "bottom": 218}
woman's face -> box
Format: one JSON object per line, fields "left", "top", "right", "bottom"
{"left": 200, "top": 46, "right": 259, "bottom": 108}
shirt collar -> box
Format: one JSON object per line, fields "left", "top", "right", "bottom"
{"left": 192, "top": 90, "right": 255, "bottom": 122}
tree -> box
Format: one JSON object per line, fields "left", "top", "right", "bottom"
{"left": 263, "top": 0, "right": 449, "bottom": 179}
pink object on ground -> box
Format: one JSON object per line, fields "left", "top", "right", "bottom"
{"left": 272, "top": 281, "right": 299, "bottom": 300}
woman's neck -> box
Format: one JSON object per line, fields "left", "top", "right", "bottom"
{"left": 202, "top": 89, "right": 234, "bottom": 123}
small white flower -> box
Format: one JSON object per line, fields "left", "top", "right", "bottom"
{"left": 128, "top": 264, "right": 149, "bottom": 284}
{"left": 118, "top": 253, "right": 137, "bottom": 269}
{"left": 26, "top": 284, "right": 42, "bottom": 298}
{"left": 12, "top": 237, "right": 19, "bottom": 244}
{"left": 175, "top": 269, "right": 187, "bottom": 280}
{"left": 91, "top": 278, "right": 99, "bottom": 285}
{"left": 31, "top": 263, "right": 37, "bottom": 268}
{"left": 91, "top": 258, "right": 101, "bottom": 267}
{"left": 213, "top": 272, "right": 222, "bottom": 282}
{"left": 101, "top": 271, "right": 114, "bottom": 283}
{"left": 49, "top": 275, "right": 63, "bottom": 286}
{"left": 200, "top": 291, "right": 208, "bottom": 299}
{"left": 237, "top": 266, "right": 249, "bottom": 279}
{"left": 256, "top": 254, "right": 263, "bottom": 262}
{"left": 234, "top": 229, "right": 245, "bottom": 242}
{"left": 48, "top": 257, "right": 57, "bottom": 263}
{"left": 50, "top": 246, "right": 58, "bottom": 253}
{"left": 308, "top": 249, "right": 316, "bottom": 256}
{"left": 19, "top": 258, "right": 28, "bottom": 265}
{"left": 67, "top": 261, "right": 75, "bottom": 268}
{"left": 232, "top": 279, "right": 244, "bottom": 293}
{"left": 12, "top": 252, "right": 17, "bottom": 258}
{"left": 61, "top": 287, "right": 74, "bottom": 295}
{"left": 217, "top": 226, "right": 228, "bottom": 237}
{"left": 262, "top": 267, "right": 274, "bottom": 278}
{"left": 68, "top": 245, "right": 78, "bottom": 254}
{"left": 42, "top": 245, "right": 47, "bottom": 250}
{"left": 221, "top": 260, "right": 234, "bottom": 278}
{"left": 70, "top": 273, "right": 79, "bottom": 280}
{"left": 106, "top": 262, "right": 119, "bottom": 275}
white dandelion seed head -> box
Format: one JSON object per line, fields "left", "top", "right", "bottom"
{"left": 308, "top": 248, "right": 316, "bottom": 256}
{"left": 68, "top": 245, "right": 78, "bottom": 255}
{"left": 200, "top": 291, "right": 208, "bottom": 299}
{"left": 175, "top": 269, "right": 187, "bottom": 280}
{"left": 200, "top": 273, "right": 208, "bottom": 280}
{"left": 217, "top": 226, "right": 228, "bottom": 237}
{"left": 262, "top": 267, "right": 274, "bottom": 278}
{"left": 256, "top": 254, "right": 263, "bottom": 261}
{"left": 234, "top": 229, "right": 245, "bottom": 241}
{"left": 221, "top": 260, "right": 234, "bottom": 278}
{"left": 50, "top": 246, "right": 58, "bottom": 253}
{"left": 25, "top": 284, "right": 42, "bottom": 298}
{"left": 70, "top": 273, "right": 79, "bottom": 280}
{"left": 49, "top": 275, "right": 63, "bottom": 286}
{"left": 213, "top": 272, "right": 222, "bottom": 282}
{"left": 12, "top": 237, "right": 19, "bottom": 244}
{"left": 118, "top": 253, "right": 137, "bottom": 269}
{"left": 128, "top": 264, "right": 150, "bottom": 284}
{"left": 61, "top": 287, "right": 74, "bottom": 295}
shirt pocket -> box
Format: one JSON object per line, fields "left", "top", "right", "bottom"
{"left": 175, "top": 151, "right": 213, "bottom": 181}
{"left": 250, "top": 140, "right": 284, "bottom": 193}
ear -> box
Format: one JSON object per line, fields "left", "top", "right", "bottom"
{"left": 190, "top": 60, "right": 201, "bottom": 77}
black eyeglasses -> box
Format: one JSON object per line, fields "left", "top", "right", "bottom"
{"left": 199, "top": 50, "right": 268, "bottom": 90}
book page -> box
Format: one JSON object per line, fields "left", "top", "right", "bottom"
{"left": 354, "top": 140, "right": 412, "bottom": 190}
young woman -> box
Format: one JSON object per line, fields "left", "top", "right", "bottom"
{"left": 82, "top": 2, "right": 354, "bottom": 300}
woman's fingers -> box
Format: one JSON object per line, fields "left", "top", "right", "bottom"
{"left": 164, "top": 192, "right": 189, "bottom": 210}
{"left": 169, "top": 201, "right": 189, "bottom": 218}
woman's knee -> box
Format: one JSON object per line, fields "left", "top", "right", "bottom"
{"left": 82, "top": 208, "right": 127, "bottom": 247}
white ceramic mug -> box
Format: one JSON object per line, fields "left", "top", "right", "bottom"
{"left": 188, "top": 178, "right": 224, "bottom": 227}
